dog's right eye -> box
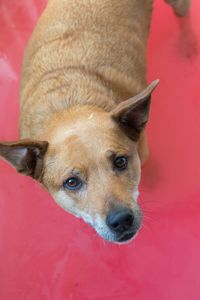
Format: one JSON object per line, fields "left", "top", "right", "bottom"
{"left": 113, "top": 156, "right": 128, "bottom": 171}
{"left": 63, "top": 177, "right": 83, "bottom": 190}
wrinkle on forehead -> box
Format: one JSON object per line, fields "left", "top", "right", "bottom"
{"left": 49, "top": 117, "right": 132, "bottom": 155}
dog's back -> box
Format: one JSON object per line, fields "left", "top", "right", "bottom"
{"left": 20, "top": 0, "right": 153, "bottom": 138}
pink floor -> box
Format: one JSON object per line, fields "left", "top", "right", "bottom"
{"left": 0, "top": 1, "right": 200, "bottom": 299}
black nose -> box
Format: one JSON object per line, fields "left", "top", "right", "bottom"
{"left": 106, "top": 208, "right": 134, "bottom": 233}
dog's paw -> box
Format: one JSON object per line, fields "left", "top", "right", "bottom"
{"left": 177, "top": 16, "right": 199, "bottom": 60}
{"left": 166, "top": 0, "right": 191, "bottom": 17}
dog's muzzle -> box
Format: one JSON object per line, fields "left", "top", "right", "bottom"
{"left": 106, "top": 208, "right": 141, "bottom": 243}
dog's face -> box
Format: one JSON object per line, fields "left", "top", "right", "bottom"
{"left": 42, "top": 108, "right": 142, "bottom": 243}
{"left": 0, "top": 80, "right": 158, "bottom": 243}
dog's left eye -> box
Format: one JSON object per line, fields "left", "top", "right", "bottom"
{"left": 63, "top": 177, "right": 83, "bottom": 190}
{"left": 114, "top": 156, "right": 128, "bottom": 170}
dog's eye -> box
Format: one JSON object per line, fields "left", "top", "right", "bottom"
{"left": 63, "top": 177, "right": 83, "bottom": 190}
{"left": 114, "top": 156, "right": 128, "bottom": 170}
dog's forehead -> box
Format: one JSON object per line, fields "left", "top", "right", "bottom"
{"left": 49, "top": 110, "right": 128, "bottom": 146}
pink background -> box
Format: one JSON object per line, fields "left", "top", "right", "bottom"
{"left": 0, "top": 0, "right": 200, "bottom": 299}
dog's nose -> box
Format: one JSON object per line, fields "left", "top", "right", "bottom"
{"left": 106, "top": 208, "right": 134, "bottom": 233}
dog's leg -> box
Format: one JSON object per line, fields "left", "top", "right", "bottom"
{"left": 165, "top": 0, "right": 191, "bottom": 16}
{"left": 138, "top": 131, "right": 149, "bottom": 166}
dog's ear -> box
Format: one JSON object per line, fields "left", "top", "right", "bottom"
{"left": 110, "top": 80, "right": 160, "bottom": 140}
{"left": 0, "top": 139, "right": 48, "bottom": 180}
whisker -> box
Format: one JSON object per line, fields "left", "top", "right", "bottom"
{"left": 141, "top": 222, "right": 152, "bottom": 232}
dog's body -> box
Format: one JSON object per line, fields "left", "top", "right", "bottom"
{"left": 20, "top": 0, "right": 151, "bottom": 137}
{"left": 0, "top": 0, "right": 190, "bottom": 243}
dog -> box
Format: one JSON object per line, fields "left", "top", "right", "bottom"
{"left": 0, "top": 0, "right": 190, "bottom": 243}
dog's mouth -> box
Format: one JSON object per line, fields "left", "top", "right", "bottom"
{"left": 116, "top": 231, "right": 136, "bottom": 243}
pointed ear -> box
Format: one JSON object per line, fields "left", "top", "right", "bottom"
{"left": 0, "top": 139, "right": 48, "bottom": 180}
{"left": 110, "top": 79, "right": 160, "bottom": 140}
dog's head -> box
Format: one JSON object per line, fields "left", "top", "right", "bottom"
{"left": 0, "top": 80, "right": 159, "bottom": 243}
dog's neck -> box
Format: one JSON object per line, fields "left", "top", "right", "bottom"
{"left": 20, "top": 67, "right": 145, "bottom": 139}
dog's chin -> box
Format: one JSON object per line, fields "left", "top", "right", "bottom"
{"left": 95, "top": 227, "right": 139, "bottom": 244}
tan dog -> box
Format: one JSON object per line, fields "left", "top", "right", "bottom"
{"left": 0, "top": 0, "right": 190, "bottom": 243}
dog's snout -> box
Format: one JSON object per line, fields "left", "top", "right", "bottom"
{"left": 106, "top": 208, "right": 134, "bottom": 233}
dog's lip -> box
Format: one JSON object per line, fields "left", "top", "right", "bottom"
{"left": 117, "top": 231, "right": 136, "bottom": 243}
